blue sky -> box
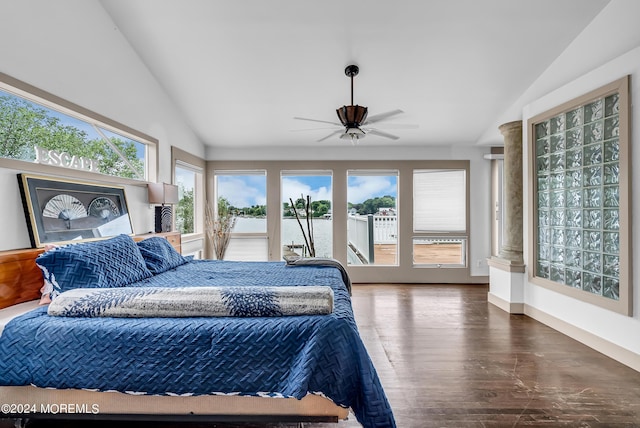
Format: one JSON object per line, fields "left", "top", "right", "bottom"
{"left": 217, "top": 174, "right": 397, "bottom": 208}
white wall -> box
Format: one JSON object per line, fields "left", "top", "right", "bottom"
{"left": 0, "top": 0, "right": 204, "bottom": 250}
{"left": 478, "top": 0, "right": 640, "bottom": 146}
{"left": 521, "top": 1, "right": 640, "bottom": 361}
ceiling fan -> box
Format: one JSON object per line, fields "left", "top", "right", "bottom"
{"left": 293, "top": 64, "right": 417, "bottom": 143}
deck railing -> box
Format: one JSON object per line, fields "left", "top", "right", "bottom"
{"left": 347, "top": 214, "right": 398, "bottom": 264}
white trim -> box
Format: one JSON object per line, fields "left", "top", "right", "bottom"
{"left": 488, "top": 293, "right": 640, "bottom": 372}
{"left": 524, "top": 304, "right": 640, "bottom": 373}
{"left": 487, "top": 292, "right": 524, "bottom": 314}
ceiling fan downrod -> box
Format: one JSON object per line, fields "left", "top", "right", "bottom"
{"left": 337, "top": 64, "right": 368, "bottom": 129}
{"left": 345, "top": 64, "right": 359, "bottom": 105}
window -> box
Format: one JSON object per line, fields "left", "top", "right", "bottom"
{"left": 174, "top": 163, "right": 203, "bottom": 234}
{"left": 214, "top": 170, "right": 268, "bottom": 261}
{"left": 529, "top": 76, "right": 630, "bottom": 315}
{"left": 207, "top": 160, "right": 479, "bottom": 284}
{"left": 172, "top": 147, "right": 205, "bottom": 258}
{"left": 281, "top": 171, "right": 332, "bottom": 258}
{"left": 0, "top": 74, "right": 156, "bottom": 181}
{"left": 413, "top": 169, "right": 467, "bottom": 267}
{"left": 347, "top": 170, "right": 398, "bottom": 266}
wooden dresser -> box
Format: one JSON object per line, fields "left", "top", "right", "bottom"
{"left": 134, "top": 231, "right": 182, "bottom": 254}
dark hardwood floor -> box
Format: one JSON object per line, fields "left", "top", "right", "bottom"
{"left": 4, "top": 284, "right": 640, "bottom": 427}
{"left": 350, "top": 284, "right": 640, "bottom": 427}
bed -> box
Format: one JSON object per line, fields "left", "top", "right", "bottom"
{"left": 0, "top": 235, "right": 396, "bottom": 428}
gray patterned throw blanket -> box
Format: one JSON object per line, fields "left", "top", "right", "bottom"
{"left": 47, "top": 286, "right": 334, "bottom": 318}
{"left": 284, "top": 257, "right": 352, "bottom": 294}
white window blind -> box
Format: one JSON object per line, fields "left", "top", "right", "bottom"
{"left": 413, "top": 169, "right": 466, "bottom": 232}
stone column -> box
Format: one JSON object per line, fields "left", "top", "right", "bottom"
{"left": 497, "top": 120, "right": 523, "bottom": 264}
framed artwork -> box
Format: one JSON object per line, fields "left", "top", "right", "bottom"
{"left": 17, "top": 174, "right": 134, "bottom": 248}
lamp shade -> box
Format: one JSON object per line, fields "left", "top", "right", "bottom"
{"left": 148, "top": 182, "right": 179, "bottom": 205}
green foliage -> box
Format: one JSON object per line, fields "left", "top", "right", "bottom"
{"left": 0, "top": 94, "right": 143, "bottom": 178}
{"left": 217, "top": 196, "right": 231, "bottom": 217}
{"left": 350, "top": 195, "right": 396, "bottom": 215}
{"left": 283, "top": 199, "right": 331, "bottom": 218}
{"left": 176, "top": 187, "right": 194, "bottom": 234}
{"left": 311, "top": 200, "right": 330, "bottom": 217}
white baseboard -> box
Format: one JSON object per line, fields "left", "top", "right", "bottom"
{"left": 525, "top": 305, "right": 640, "bottom": 373}
{"left": 487, "top": 292, "right": 524, "bottom": 314}
{"left": 487, "top": 292, "right": 640, "bottom": 372}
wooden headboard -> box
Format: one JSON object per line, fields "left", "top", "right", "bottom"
{"left": 0, "top": 233, "right": 182, "bottom": 310}
{"left": 0, "top": 247, "right": 44, "bottom": 310}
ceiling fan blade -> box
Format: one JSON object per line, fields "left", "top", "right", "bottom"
{"left": 364, "top": 109, "right": 404, "bottom": 124}
{"left": 293, "top": 117, "right": 342, "bottom": 126}
{"left": 289, "top": 127, "right": 339, "bottom": 132}
{"left": 366, "top": 129, "right": 400, "bottom": 140}
{"left": 364, "top": 123, "right": 418, "bottom": 130}
{"left": 317, "top": 130, "right": 343, "bottom": 142}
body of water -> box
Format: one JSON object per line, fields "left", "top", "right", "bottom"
{"left": 232, "top": 217, "right": 333, "bottom": 258}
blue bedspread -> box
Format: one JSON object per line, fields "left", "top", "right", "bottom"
{"left": 0, "top": 260, "right": 396, "bottom": 428}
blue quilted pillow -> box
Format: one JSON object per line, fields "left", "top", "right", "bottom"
{"left": 36, "top": 234, "right": 153, "bottom": 300}
{"left": 136, "top": 236, "right": 188, "bottom": 274}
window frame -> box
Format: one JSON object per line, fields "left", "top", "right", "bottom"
{"left": 346, "top": 169, "right": 399, "bottom": 266}
{"left": 207, "top": 159, "right": 478, "bottom": 284}
{"left": 412, "top": 167, "right": 469, "bottom": 268}
{"left": 527, "top": 75, "right": 631, "bottom": 316}
{"left": 213, "top": 169, "right": 269, "bottom": 261}
{"left": 281, "top": 169, "right": 333, "bottom": 259}
{"left": 0, "top": 72, "right": 158, "bottom": 184}
{"left": 172, "top": 147, "right": 206, "bottom": 259}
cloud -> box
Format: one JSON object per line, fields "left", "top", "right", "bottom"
{"left": 347, "top": 175, "right": 397, "bottom": 203}
{"left": 282, "top": 177, "right": 331, "bottom": 203}
{"left": 217, "top": 176, "right": 266, "bottom": 207}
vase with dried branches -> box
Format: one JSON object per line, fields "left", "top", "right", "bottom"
{"left": 289, "top": 194, "right": 316, "bottom": 258}
{"left": 205, "top": 198, "right": 234, "bottom": 260}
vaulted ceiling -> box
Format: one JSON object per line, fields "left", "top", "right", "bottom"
{"left": 100, "top": 0, "right": 610, "bottom": 149}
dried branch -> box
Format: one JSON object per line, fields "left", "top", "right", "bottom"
{"left": 306, "top": 195, "right": 315, "bottom": 257}
{"left": 289, "top": 197, "right": 311, "bottom": 256}
{"left": 205, "top": 201, "right": 234, "bottom": 260}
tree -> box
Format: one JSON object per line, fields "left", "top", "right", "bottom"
{"left": 218, "top": 196, "right": 231, "bottom": 217}
{"left": 282, "top": 199, "right": 331, "bottom": 218}
{"left": 311, "top": 200, "right": 330, "bottom": 217}
{"left": 0, "top": 94, "right": 143, "bottom": 178}
{"left": 176, "top": 188, "right": 194, "bottom": 233}
{"left": 283, "top": 201, "right": 293, "bottom": 217}
{"left": 360, "top": 195, "right": 395, "bottom": 215}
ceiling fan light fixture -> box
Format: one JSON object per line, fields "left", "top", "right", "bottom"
{"left": 336, "top": 105, "right": 368, "bottom": 128}
{"left": 340, "top": 126, "right": 365, "bottom": 143}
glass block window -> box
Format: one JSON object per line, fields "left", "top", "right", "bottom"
{"left": 529, "top": 76, "right": 630, "bottom": 315}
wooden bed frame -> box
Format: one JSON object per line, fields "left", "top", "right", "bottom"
{"left": 0, "top": 246, "right": 349, "bottom": 424}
